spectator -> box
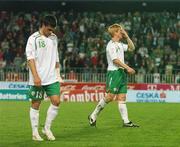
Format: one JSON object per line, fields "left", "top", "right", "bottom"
{"left": 175, "top": 72, "right": 180, "bottom": 83}
{"left": 68, "top": 70, "right": 77, "bottom": 80}
{"left": 0, "top": 48, "right": 4, "bottom": 61}
{"left": 14, "top": 53, "right": 23, "bottom": 69}
{"left": 0, "top": 10, "right": 179, "bottom": 75}
{"left": 153, "top": 67, "right": 160, "bottom": 83}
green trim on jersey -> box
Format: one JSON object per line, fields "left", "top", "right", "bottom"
{"left": 106, "top": 68, "right": 127, "bottom": 94}
{"left": 28, "top": 82, "right": 60, "bottom": 101}
{"left": 34, "top": 35, "right": 41, "bottom": 50}
{"left": 33, "top": 32, "right": 40, "bottom": 38}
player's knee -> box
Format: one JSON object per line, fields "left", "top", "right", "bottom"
{"left": 117, "top": 93, "right": 126, "bottom": 101}
{"left": 105, "top": 93, "right": 115, "bottom": 102}
{"left": 105, "top": 97, "right": 113, "bottom": 103}
{"left": 31, "top": 101, "right": 41, "bottom": 110}
{"left": 118, "top": 97, "right": 126, "bottom": 101}
{"left": 31, "top": 105, "right": 40, "bottom": 110}
{"left": 52, "top": 99, "right": 60, "bottom": 106}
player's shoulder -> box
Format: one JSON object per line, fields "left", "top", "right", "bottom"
{"left": 119, "top": 41, "right": 128, "bottom": 49}
{"left": 50, "top": 32, "right": 57, "bottom": 37}
{"left": 49, "top": 33, "right": 57, "bottom": 40}
{"left": 107, "top": 40, "right": 116, "bottom": 49}
{"left": 28, "top": 32, "right": 41, "bottom": 40}
{"left": 107, "top": 40, "right": 113, "bottom": 46}
{"left": 119, "top": 41, "right": 126, "bottom": 45}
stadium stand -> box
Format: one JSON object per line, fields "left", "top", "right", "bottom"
{"left": 0, "top": 10, "right": 179, "bottom": 83}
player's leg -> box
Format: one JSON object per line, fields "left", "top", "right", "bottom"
{"left": 117, "top": 69, "right": 139, "bottom": 127}
{"left": 117, "top": 94, "right": 129, "bottom": 124}
{"left": 28, "top": 86, "right": 45, "bottom": 141}
{"left": 42, "top": 82, "right": 60, "bottom": 140}
{"left": 88, "top": 93, "right": 114, "bottom": 126}
{"left": 88, "top": 70, "right": 119, "bottom": 126}
{"left": 117, "top": 93, "right": 139, "bottom": 127}
{"left": 30, "top": 100, "right": 43, "bottom": 141}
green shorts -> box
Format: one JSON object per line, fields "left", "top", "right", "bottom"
{"left": 28, "top": 82, "right": 60, "bottom": 101}
{"left": 106, "top": 68, "right": 127, "bottom": 94}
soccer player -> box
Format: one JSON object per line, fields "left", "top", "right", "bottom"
{"left": 26, "top": 15, "right": 63, "bottom": 141}
{"left": 88, "top": 24, "right": 139, "bottom": 127}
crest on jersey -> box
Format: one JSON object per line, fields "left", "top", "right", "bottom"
{"left": 113, "top": 88, "right": 117, "bottom": 92}
{"left": 31, "top": 91, "right": 35, "bottom": 96}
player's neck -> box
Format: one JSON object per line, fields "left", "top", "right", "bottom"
{"left": 111, "top": 37, "right": 119, "bottom": 42}
{"left": 39, "top": 28, "right": 46, "bottom": 37}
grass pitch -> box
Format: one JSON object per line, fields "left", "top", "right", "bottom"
{"left": 0, "top": 101, "right": 180, "bottom": 147}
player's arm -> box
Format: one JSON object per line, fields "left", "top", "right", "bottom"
{"left": 113, "top": 59, "right": 135, "bottom": 74}
{"left": 108, "top": 44, "right": 135, "bottom": 74}
{"left": 25, "top": 37, "right": 41, "bottom": 86}
{"left": 55, "top": 62, "right": 60, "bottom": 79}
{"left": 121, "top": 28, "right": 135, "bottom": 51}
{"left": 126, "top": 37, "right": 135, "bottom": 51}
{"left": 55, "top": 39, "right": 64, "bottom": 83}
{"left": 27, "top": 59, "right": 41, "bottom": 86}
{"left": 56, "top": 62, "right": 64, "bottom": 83}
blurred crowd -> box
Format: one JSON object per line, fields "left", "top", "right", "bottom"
{"left": 0, "top": 10, "right": 180, "bottom": 80}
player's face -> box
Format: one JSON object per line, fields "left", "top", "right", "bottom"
{"left": 43, "top": 25, "right": 55, "bottom": 37}
{"left": 115, "top": 29, "right": 123, "bottom": 40}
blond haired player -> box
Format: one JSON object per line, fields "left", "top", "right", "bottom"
{"left": 88, "top": 24, "right": 139, "bottom": 127}
{"left": 26, "top": 15, "right": 63, "bottom": 141}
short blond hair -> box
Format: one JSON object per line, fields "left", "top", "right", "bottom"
{"left": 107, "top": 23, "right": 122, "bottom": 37}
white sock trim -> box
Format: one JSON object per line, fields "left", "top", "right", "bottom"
{"left": 30, "top": 107, "right": 39, "bottom": 112}
{"left": 50, "top": 104, "right": 59, "bottom": 110}
{"left": 118, "top": 101, "right": 126, "bottom": 104}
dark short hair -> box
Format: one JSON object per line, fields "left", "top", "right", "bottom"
{"left": 40, "top": 15, "right": 57, "bottom": 28}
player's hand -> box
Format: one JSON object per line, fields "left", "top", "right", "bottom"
{"left": 58, "top": 76, "right": 64, "bottom": 83}
{"left": 121, "top": 28, "right": 128, "bottom": 39}
{"left": 34, "top": 76, "right": 41, "bottom": 87}
{"left": 126, "top": 67, "right": 136, "bottom": 75}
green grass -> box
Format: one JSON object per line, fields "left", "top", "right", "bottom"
{"left": 1, "top": 101, "right": 180, "bottom": 147}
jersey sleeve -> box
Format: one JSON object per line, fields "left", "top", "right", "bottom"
{"left": 121, "top": 43, "right": 128, "bottom": 51}
{"left": 108, "top": 45, "right": 118, "bottom": 61}
{"left": 25, "top": 36, "right": 36, "bottom": 60}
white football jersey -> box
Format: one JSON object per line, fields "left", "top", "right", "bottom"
{"left": 106, "top": 40, "right": 128, "bottom": 71}
{"left": 26, "top": 31, "right": 59, "bottom": 85}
